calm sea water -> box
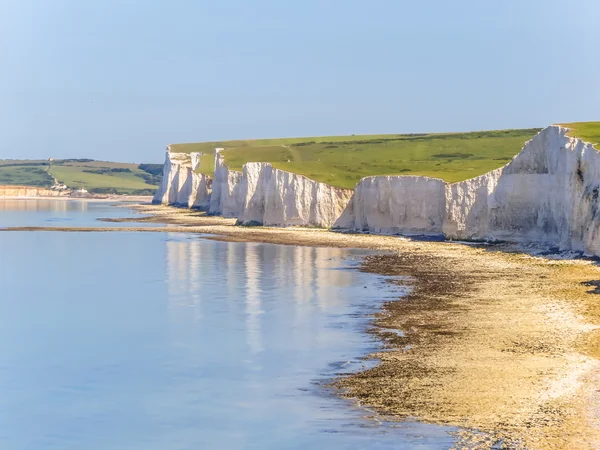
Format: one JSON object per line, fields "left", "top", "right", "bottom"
{"left": 0, "top": 200, "right": 456, "bottom": 449}
{"left": 0, "top": 199, "right": 159, "bottom": 228}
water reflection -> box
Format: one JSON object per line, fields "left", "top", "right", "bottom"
{"left": 165, "top": 236, "right": 360, "bottom": 359}
{"left": 0, "top": 199, "right": 156, "bottom": 228}
{"left": 245, "top": 244, "right": 263, "bottom": 355}
{"left": 0, "top": 198, "right": 91, "bottom": 213}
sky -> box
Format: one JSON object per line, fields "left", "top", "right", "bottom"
{"left": 0, "top": 0, "right": 598, "bottom": 163}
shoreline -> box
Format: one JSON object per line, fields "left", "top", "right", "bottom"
{"left": 5, "top": 203, "right": 600, "bottom": 448}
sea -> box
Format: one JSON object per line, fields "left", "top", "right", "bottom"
{"left": 0, "top": 199, "right": 456, "bottom": 449}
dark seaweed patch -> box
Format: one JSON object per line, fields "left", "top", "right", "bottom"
{"left": 582, "top": 280, "right": 600, "bottom": 294}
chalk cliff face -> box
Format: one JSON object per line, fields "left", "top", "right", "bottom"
{"left": 188, "top": 152, "right": 212, "bottom": 210}
{"left": 481, "top": 126, "right": 600, "bottom": 254}
{"left": 208, "top": 151, "right": 243, "bottom": 217}
{"left": 152, "top": 148, "right": 212, "bottom": 209}
{"left": 154, "top": 125, "right": 600, "bottom": 255}
{"left": 336, "top": 126, "right": 600, "bottom": 254}
{"left": 207, "top": 152, "right": 352, "bottom": 226}
{"left": 236, "top": 162, "right": 353, "bottom": 227}
{"left": 442, "top": 168, "right": 503, "bottom": 239}
{"left": 335, "top": 176, "right": 446, "bottom": 235}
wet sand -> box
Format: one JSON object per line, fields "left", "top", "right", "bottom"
{"left": 5, "top": 204, "right": 600, "bottom": 449}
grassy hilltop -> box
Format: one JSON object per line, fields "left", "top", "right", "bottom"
{"left": 0, "top": 159, "right": 163, "bottom": 195}
{"left": 171, "top": 128, "right": 542, "bottom": 188}
{"left": 171, "top": 122, "right": 600, "bottom": 189}
{"left": 562, "top": 122, "right": 600, "bottom": 147}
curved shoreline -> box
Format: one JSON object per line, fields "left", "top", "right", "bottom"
{"left": 5, "top": 204, "right": 600, "bottom": 448}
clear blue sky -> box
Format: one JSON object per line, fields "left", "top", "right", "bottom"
{"left": 0, "top": 0, "right": 598, "bottom": 163}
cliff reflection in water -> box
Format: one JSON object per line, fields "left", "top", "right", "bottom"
{"left": 0, "top": 198, "right": 78, "bottom": 214}
{"left": 165, "top": 235, "right": 361, "bottom": 360}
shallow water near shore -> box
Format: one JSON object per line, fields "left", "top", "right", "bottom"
{"left": 0, "top": 200, "right": 457, "bottom": 449}
{"left": 0, "top": 198, "right": 158, "bottom": 228}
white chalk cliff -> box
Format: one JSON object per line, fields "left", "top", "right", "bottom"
{"left": 155, "top": 147, "right": 352, "bottom": 227}
{"left": 154, "top": 125, "right": 600, "bottom": 255}
{"left": 208, "top": 150, "right": 243, "bottom": 218}
{"left": 153, "top": 148, "right": 211, "bottom": 209}
{"left": 235, "top": 162, "right": 352, "bottom": 227}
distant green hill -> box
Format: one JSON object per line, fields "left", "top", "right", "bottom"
{"left": 0, "top": 159, "right": 163, "bottom": 195}
{"left": 170, "top": 128, "right": 543, "bottom": 188}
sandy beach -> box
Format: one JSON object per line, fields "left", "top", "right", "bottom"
{"left": 4, "top": 203, "right": 600, "bottom": 449}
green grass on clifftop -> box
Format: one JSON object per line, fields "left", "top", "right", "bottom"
{"left": 165, "top": 144, "right": 216, "bottom": 176}
{"left": 561, "top": 122, "right": 600, "bottom": 148}
{"left": 172, "top": 128, "right": 541, "bottom": 189}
